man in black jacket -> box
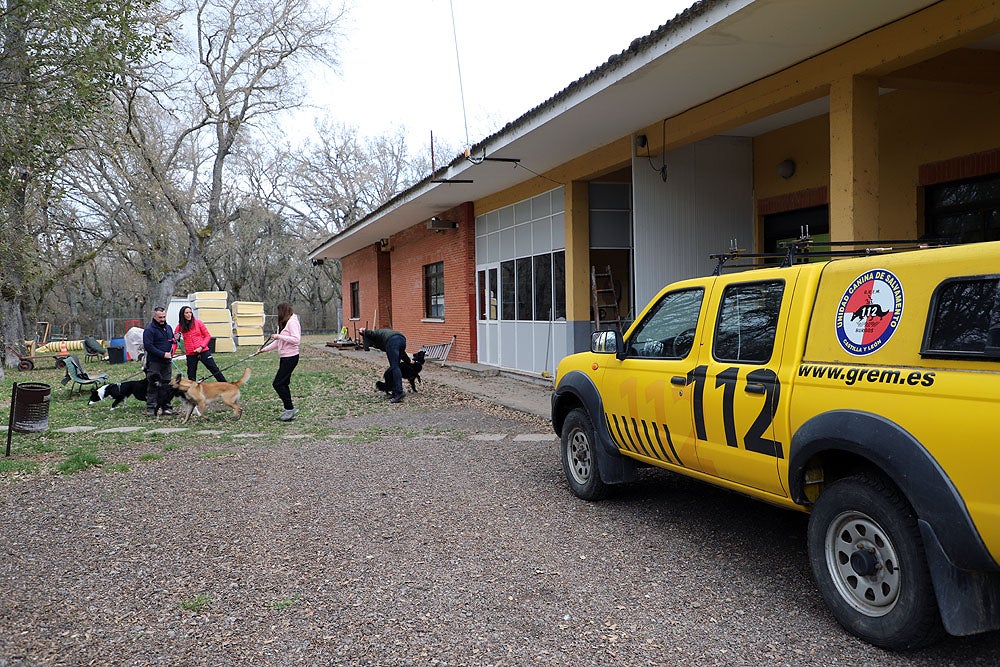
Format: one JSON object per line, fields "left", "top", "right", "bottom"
{"left": 359, "top": 327, "right": 407, "bottom": 403}
{"left": 142, "top": 306, "right": 176, "bottom": 416}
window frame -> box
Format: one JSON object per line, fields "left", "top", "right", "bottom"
{"left": 423, "top": 261, "right": 445, "bottom": 320}
{"left": 349, "top": 281, "right": 360, "bottom": 320}
{"left": 624, "top": 287, "right": 704, "bottom": 359}
{"left": 921, "top": 274, "right": 1000, "bottom": 359}
{"left": 712, "top": 279, "right": 785, "bottom": 364}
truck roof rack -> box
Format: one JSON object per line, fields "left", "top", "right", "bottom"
{"left": 709, "top": 230, "right": 956, "bottom": 275}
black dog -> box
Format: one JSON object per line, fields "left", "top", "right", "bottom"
{"left": 375, "top": 350, "right": 427, "bottom": 395}
{"left": 89, "top": 380, "right": 147, "bottom": 409}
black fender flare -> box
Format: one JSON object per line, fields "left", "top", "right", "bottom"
{"left": 789, "top": 410, "right": 997, "bottom": 572}
{"left": 551, "top": 370, "right": 637, "bottom": 485}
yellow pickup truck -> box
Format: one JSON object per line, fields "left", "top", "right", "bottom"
{"left": 551, "top": 240, "right": 1000, "bottom": 650}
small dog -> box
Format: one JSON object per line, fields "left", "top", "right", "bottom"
{"left": 169, "top": 368, "right": 251, "bottom": 423}
{"left": 375, "top": 350, "right": 427, "bottom": 395}
{"left": 88, "top": 380, "right": 147, "bottom": 410}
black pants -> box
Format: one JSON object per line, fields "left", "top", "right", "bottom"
{"left": 384, "top": 334, "right": 407, "bottom": 397}
{"left": 272, "top": 355, "right": 299, "bottom": 410}
{"left": 186, "top": 351, "right": 227, "bottom": 382}
{"left": 145, "top": 360, "right": 173, "bottom": 410}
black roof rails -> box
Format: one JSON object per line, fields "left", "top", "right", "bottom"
{"left": 710, "top": 228, "right": 957, "bottom": 276}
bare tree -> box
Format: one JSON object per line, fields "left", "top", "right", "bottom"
{"left": 0, "top": 0, "right": 165, "bottom": 369}
{"left": 67, "top": 0, "right": 344, "bottom": 311}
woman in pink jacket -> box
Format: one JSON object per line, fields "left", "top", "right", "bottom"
{"left": 176, "top": 306, "right": 228, "bottom": 382}
{"left": 261, "top": 302, "right": 301, "bottom": 421}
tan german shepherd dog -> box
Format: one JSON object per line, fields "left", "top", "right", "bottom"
{"left": 170, "top": 368, "right": 251, "bottom": 423}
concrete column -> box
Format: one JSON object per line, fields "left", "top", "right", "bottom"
{"left": 829, "top": 75, "right": 880, "bottom": 241}
{"left": 565, "top": 182, "right": 592, "bottom": 353}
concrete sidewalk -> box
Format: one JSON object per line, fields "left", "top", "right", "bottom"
{"left": 327, "top": 346, "right": 554, "bottom": 419}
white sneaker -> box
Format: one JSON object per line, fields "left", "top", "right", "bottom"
{"left": 279, "top": 408, "right": 299, "bottom": 421}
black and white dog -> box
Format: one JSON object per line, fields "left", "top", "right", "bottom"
{"left": 375, "top": 350, "right": 427, "bottom": 395}
{"left": 89, "top": 380, "right": 147, "bottom": 409}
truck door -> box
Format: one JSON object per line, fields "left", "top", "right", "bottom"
{"left": 598, "top": 285, "right": 707, "bottom": 470}
{"left": 689, "top": 276, "right": 790, "bottom": 496}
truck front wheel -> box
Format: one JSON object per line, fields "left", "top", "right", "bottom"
{"left": 561, "top": 408, "right": 609, "bottom": 501}
{"left": 807, "top": 473, "right": 944, "bottom": 650}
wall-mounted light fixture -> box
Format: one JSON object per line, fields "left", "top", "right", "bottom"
{"left": 777, "top": 158, "right": 796, "bottom": 179}
{"left": 427, "top": 216, "right": 458, "bottom": 230}
{"left": 311, "top": 258, "right": 324, "bottom": 266}
{"left": 636, "top": 134, "right": 648, "bottom": 149}
{"left": 378, "top": 238, "right": 391, "bottom": 252}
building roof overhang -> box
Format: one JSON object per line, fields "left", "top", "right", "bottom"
{"left": 310, "top": 0, "right": 940, "bottom": 261}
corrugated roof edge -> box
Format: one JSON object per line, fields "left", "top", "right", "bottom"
{"left": 309, "top": 0, "right": 715, "bottom": 258}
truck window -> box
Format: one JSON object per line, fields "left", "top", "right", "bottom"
{"left": 923, "top": 275, "right": 1000, "bottom": 356}
{"left": 713, "top": 280, "right": 784, "bottom": 363}
{"left": 626, "top": 288, "right": 704, "bottom": 359}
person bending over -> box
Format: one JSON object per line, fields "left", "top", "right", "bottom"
{"left": 359, "top": 327, "right": 407, "bottom": 403}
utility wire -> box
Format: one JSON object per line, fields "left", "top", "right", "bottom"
{"left": 448, "top": 0, "right": 470, "bottom": 149}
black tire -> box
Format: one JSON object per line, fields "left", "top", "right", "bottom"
{"left": 807, "top": 473, "right": 945, "bottom": 650}
{"left": 19, "top": 360, "right": 33, "bottom": 371}
{"left": 560, "top": 408, "right": 610, "bottom": 501}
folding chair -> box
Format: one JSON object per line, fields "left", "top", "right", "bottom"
{"left": 60, "top": 355, "right": 109, "bottom": 396}
{"left": 83, "top": 336, "right": 106, "bottom": 363}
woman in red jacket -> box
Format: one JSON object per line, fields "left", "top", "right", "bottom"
{"left": 176, "top": 306, "right": 228, "bottom": 382}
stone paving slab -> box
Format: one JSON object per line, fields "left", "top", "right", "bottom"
{"left": 513, "top": 433, "right": 558, "bottom": 442}
{"left": 145, "top": 428, "right": 190, "bottom": 435}
{"left": 468, "top": 434, "right": 506, "bottom": 441}
{"left": 97, "top": 427, "right": 146, "bottom": 433}
{"left": 54, "top": 426, "right": 98, "bottom": 434}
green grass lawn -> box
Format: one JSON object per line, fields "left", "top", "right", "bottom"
{"left": 1, "top": 335, "right": 382, "bottom": 476}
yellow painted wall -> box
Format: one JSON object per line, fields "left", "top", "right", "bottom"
{"left": 880, "top": 88, "right": 1000, "bottom": 238}
{"left": 753, "top": 115, "right": 830, "bottom": 200}
{"left": 754, "top": 88, "right": 1000, "bottom": 239}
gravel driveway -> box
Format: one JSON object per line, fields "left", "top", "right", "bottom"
{"left": 2, "top": 348, "right": 998, "bottom": 665}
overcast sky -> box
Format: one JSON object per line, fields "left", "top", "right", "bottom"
{"left": 297, "top": 0, "right": 695, "bottom": 152}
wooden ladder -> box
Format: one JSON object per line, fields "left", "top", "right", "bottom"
{"left": 591, "top": 265, "right": 625, "bottom": 335}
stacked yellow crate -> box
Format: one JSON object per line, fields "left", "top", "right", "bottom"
{"left": 189, "top": 291, "right": 236, "bottom": 353}
{"left": 232, "top": 301, "right": 266, "bottom": 346}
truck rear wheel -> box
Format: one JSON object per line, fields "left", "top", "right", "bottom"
{"left": 561, "top": 408, "right": 609, "bottom": 500}
{"left": 807, "top": 473, "right": 944, "bottom": 650}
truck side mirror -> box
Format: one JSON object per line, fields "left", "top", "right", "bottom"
{"left": 591, "top": 330, "right": 621, "bottom": 355}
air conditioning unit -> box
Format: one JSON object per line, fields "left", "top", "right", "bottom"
{"left": 427, "top": 217, "right": 458, "bottom": 230}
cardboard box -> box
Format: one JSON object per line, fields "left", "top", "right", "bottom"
{"left": 233, "top": 313, "right": 265, "bottom": 327}
{"left": 188, "top": 291, "right": 228, "bottom": 301}
{"left": 189, "top": 298, "right": 227, "bottom": 309}
{"left": 213, "top": 336, "right": 236, "bottom": 353}
{"left": 195, "top": 308, "right": 232, "bottom": 323}
{"left": 205, "top": 321, "right": 234, "bottom": 337}
{"left": 234, "top": 326, "right": 264, "bottom": 337}
{"left": 236, "top": 335, "right": 266, "bottom": 346}
{"left": 232, "top": 301, "right": 264, "bottom": 314}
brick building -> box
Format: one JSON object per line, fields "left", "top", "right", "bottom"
{"left": 312, "top": 0, "right": 1000, "bottom": 375}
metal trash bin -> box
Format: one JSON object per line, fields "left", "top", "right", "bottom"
{"left": 108, "top": 346, "right": 125, "bottom": 364}
{"left": 11, "top": 382, "right": 51, "bottom": 433}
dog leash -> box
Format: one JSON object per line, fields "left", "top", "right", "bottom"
{"left": 192, "top": 345, "right": 267, "bottom": 383}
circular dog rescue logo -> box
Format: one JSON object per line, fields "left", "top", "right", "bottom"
{"left": 835, "top": 269, "right": 903, "bottom": 356}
